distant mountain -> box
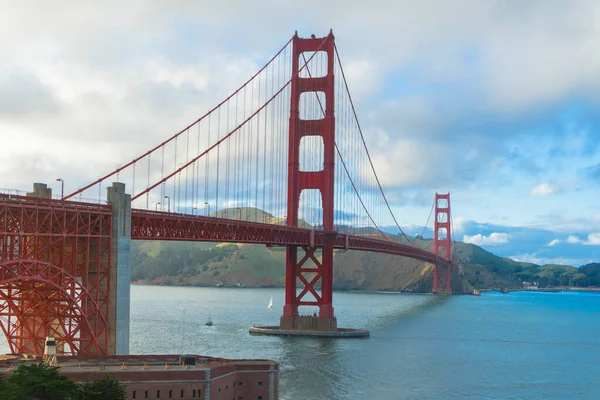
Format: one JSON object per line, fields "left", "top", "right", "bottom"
{"left": 130, "top": 207, "right": 600, "bottom": 292}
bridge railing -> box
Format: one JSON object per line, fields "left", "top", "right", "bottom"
{"left": 0, "top": 193, "right": 111, "bottom": 212}
{"left": 131, "top": 209, "right": 454, "bottom": 268}
{"left": 0, "top": 188, "right": 108, "bottom": 205}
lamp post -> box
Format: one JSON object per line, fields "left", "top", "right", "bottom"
{"left": 221, "top": 211, "right": 227, "bottom": 219}
{"left": 56, "top": 178, "right": 64, "bottom": 200}
{"left": 193, "top": 207, "right": 197, "bottom": 216}
{"left": 205, "top": 202, "right": 210, "bottom": 216}
{"left": 155, "top": 202, "right": 161, "bottom": 211}
{"left": 164, "top": 195, "right": 171, "bottom": 213}
{"left": 236, "top": 207, "right": 242, "bottom": 220}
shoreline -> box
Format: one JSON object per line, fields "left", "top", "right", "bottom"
{"left": 481, "top": 287, "right": 600, "bottom": 294}
{"left": 130, "top": 282, "right": 600, "bottom": 295}
{"left": 130, "top": 282, "right": 475, "bottom": 294}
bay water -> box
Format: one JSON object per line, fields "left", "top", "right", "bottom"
{"left": 2, "top": 287, "right": 599, "bottom": 399}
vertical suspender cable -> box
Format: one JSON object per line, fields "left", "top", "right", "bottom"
{"left": 161, "top": 146, "right": 165, "bottom": 211}
{"left": 226, "top": 95, "right": 230, "bottom": 214}
{"left": 263, "top": 62, "right": 268, "bottom": 220}
{"left": 255, "top": 71, "right": 261, "bottom": 222}
{"left": 146, "top": 155, "right": 151, "bottom": 209}
{"left": 185, "top": 129, "right": 189, "bottom": 213}
{"left": 216, "top": 107, "right": 221, "bottom": 216}
{"left": 205, "top": 114, "right": 211, "bottom": 214}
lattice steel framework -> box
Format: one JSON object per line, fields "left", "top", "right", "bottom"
{"left": 0, "top": 194, "right": 111, "bottom": 355}
{"left": 283, "top": 31, "right": 336, "bottom": 320}
{"left": 131, "top": 210, "right": 454, "bottom": 265}
{"left": 433, "top": 193, "right": 453, "bottom": 294}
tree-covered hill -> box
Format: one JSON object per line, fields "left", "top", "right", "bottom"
{"left": 130, "top": 208, "right": 600, "bottom": 292}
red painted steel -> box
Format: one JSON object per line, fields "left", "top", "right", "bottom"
{"left": 0, "top": 31, "right": 460, "bottom": 355}
{"left": 0, "top": 194, "right": 112, "bottom": 355}
{"left": 284, "top": 31, "right": 336, "bottom": 318}
{"left": 0, "top": 196, "right": 454, "bottom": 356}
{"left": 433, "top": 193, "right": 453, "bottom": 294}
{"left": 130, "top": 210, "right": 454, "bottom": 267}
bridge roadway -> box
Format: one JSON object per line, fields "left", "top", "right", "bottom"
{"left": 0, "top": 194, "right": 452, "bottom": 269}
{"left": 131, "top": 210, "right": 454, "bottom": 268}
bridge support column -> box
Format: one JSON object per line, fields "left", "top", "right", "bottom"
{"left": 280, "top": 243, "right": 337, "bottom": 332}
{"left": 107, "top": 182, "right": 131, "bottom": 354}
{"left": 251, "top": 31, "right": 368, "bottom": 338}
{"left": 281, "top": 30, "right": 338, "bottom": 332}
{"left": 282, "top": 246, "right": 299, "bottom": 318}
{"left": 433, "top": 193, "right": 452, "bottom": 294}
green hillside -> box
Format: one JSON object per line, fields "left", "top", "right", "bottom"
{"left": 130, "top": 208, "right": 599, "bottom": 292}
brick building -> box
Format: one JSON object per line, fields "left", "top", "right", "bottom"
{"left": 1, "top": 354, "right": 278, "bottom": 400}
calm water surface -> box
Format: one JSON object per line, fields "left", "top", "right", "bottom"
{"left": 3, "top": 287, "right": 599, "bottom": 399}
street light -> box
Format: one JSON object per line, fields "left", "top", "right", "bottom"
{"left": 221, "top": 211, "right": 227, "bottom": 219}
{"left": 155, "top": 202, "right": 161, "bottom": 211}
{"left": 236, "top": 207, "right": 242, "bottom": 220}
{"left": 56, "top": 178, "right": 64, "bottom": 200}
{"left": 204, "top": 202, "right": 210, "bottom": 216}
{"left": 193, "top": 207, "right": 197, "bottom": 216}
{"left": 164, "top": 195, "right": 171, "bottom": 213}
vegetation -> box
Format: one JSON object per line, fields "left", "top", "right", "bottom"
{"left": 571, "top": 263, "right": 600, "bottom": 287}
{"left": 0, "top": 362, "right": 126, "bottom": 400}
{"left": 74, "top": 375, "right": 127, "bottom": 400}
{"left": 453, "top": 241, "right": 600, "bottom": 289}
{"left": 1, "top": 362, "right": 77, "bottom": 400}
{"left": 129, "top": 207, "right": 600, "bottom": 292}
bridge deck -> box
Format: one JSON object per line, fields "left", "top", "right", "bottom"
{"left": 131, "top": 210, "right": 453, "bottom": 267}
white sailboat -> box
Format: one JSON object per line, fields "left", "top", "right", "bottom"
{"left": 268, "top": 296, "right": 273, "bottom": 309}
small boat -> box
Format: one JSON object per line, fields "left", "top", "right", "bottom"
{"left": 268, "top": 296, "right": 273, "bottom": 309}
{"left": 473, "top": 289, "right": 480, "bottom": 296}
{"left": 205, "top": 316, "right": 213, "bottom": 326}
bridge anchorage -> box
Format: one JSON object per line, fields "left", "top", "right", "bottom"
{"left": 1, "top": 30, "right": 456, "bottom": 354}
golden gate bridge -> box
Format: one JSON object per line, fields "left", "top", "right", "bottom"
{"left": 0, "top": 31, "right": 455, "bottom": 355}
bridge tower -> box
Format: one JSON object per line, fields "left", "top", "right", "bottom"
{"left": 280, "top": 31, "right": 337, "bottom": 331}
{"left": 433, "top": 193, "right": 453, "bottom": 294}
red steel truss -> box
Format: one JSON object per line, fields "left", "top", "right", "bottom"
{"left": 130, "top": 210, "right": 454, "bottom": 267}
{"left": 0, "top": 195, "right": 454, "bottom": 356}
{"left": 0, "top": 194, "right": 111, "bottom": 355}
{"left": 0, "top": 30, "right": 459, "bottom": 353}
{"left": 433, "top": 193, "right": 453, "bottom": 294}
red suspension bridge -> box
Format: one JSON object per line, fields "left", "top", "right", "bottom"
{"left": 0, "top": 31, "right": 455, "bottom": 355}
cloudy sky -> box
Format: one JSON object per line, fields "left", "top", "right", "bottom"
{"left": 1, "top": 1, "right": 600, "bottom": 266}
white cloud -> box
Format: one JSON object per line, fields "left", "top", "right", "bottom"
{"left": 463, "top": 232, "right": 510, "bottom": 246}
{"left": 1, "top": 0, "right": 600, "bottom": 232}
{"left": 584, "top": 233, "right": 600, "bottom": 245}
{"left": 564, "top": 233, "right": 600, "bottom": 246}
{"left": 509, "top": 254, "right": 585, "bottom": 267}
{"left": 530, "top": 213, "right": 600, "bottom": 234}
{"left": 366, "top": 137, "right": 450, "bottom": 187}
{"left": 529, "top": 183, "right": 557, "bottom": 196}
{"left": 451, "top": 217, "right": 472, "bottom": 234}
{"left": 567, "top": 235, "right": 583, "bottom": 244}
{"left": 546, "top": 239, "right": 561, "bottom": 246}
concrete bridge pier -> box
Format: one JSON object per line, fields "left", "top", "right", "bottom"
{"left": 107, "top": 182, "right": 131, "bottom": 355}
